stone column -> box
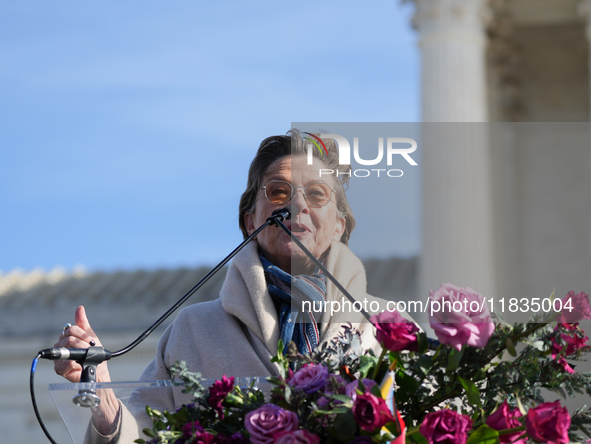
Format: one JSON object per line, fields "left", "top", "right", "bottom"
{"left": 412, "top": 0, "right": 496, "bottom": 326}
{"left": 414, "top": 0, "right": 490, "bottom": 121}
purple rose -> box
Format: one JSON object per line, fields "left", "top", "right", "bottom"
{"left": 486, "top": 401, "right": 525, "bottom": 444}
{"left": 429, "top": 283, "right": 495, "bottom": 351}
{"left": 370, "top": 310, "right": 419, "bottom": 352}
{"left": 526, "top": 401, "right": 571, "bottom": 444}
{"left": 345, "top": 379, "right": 377, "bottom": 401}
{"left": 352, "top": 392, "right": 394, "bottom": 432}
{"left": 556, "top": 291, "right": 591, "bottom": 326}
{"left": 420, "top": 409, "right": 472, "bottom": 444}
{"left": 273, "top": 430, "right": 320, "bottom": 444}
{"left": 289, "top": 364, "right": 328, "bottom": 394}
{"left": 208, "top": 375, "right": 235, "bottom": 418}
{"left": 245, "top": 404, "right": 299, "bottom": 444}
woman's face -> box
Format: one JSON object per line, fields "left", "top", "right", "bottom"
{"left": 244, "top": 155, "right": 345, "bottom": 274}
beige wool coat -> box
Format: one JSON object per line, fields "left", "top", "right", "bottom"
{"left": 87, "top": 240, "right": 384, "bottom": 443}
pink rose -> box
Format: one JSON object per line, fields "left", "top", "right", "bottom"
{"left": 245, "top": 404, "right": 299, "bottom": 444}
{"left": 551, "top": 326, "right": 589, "bottom": 373}
{"left": 525, "top": 401, "right": 571, "bottom": 444}
{"left": 345, "top": 379, "right": 377, "bottom": 401}
{"left": 273, "top": 430, "right": 320, "bottom": 444}
{"left": 352, "top": 392, "right": 394, "bottom": 432}
{"left": 289, "top": 364, "right": 329, "bottom": 394}
{"left": 420, "top": 409, "right": 473, "bottom": 444}
{"left": 486, "top": 401, "right": 525, "bottom": 444}
{"left": 429, "top": 283, "right": 495, "bottom": 351}
{"left": 556, "top": 291, "right": 591, "bottom": 326}
{"left": 208, "top": 375, "right": 235, "bottom": 418}
{"left": 370, "top": 310, "right": 419, "bottom": 352}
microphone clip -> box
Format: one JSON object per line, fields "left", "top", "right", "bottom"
{"left": 74, "top": 347, "right": 110, "bottom": 408}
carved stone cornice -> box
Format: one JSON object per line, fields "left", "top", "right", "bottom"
{"left": 411, "top": 0, "right": 491, "bottom": 37}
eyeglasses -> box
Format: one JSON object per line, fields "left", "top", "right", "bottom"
{"left": 261, "top": 180, "right": 336, "bottom": 207}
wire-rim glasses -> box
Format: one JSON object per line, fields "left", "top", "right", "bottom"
{"left": 261, "top": 180, "right": 336, "bottom": 207}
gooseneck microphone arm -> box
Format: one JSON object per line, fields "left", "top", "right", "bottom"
{"left": 36, "top": 207, "right": 292, "bottom": 363}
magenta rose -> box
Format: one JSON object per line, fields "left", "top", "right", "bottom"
{"left": 429, "top": 283, "right": 495, "bottom": 351}
{"left": 208, "top": 375, "right": 235, "bottom": 418}
{"left": 245, "top": 404, "right": 299, "bottom": 444}
{"left": 525, "top": 401, "right": 570, "bottom": 444}
{"left": 370, "top": 310, "right": 419, "bottom": 352}
{"left": 556, "top": 291, "right": 591, "bottom": 326}
{"left": 345, "top": 378, "right": 377, "bottom": 401}
{"left": 420, "top": 409, "right": 473, "bottom": 444}
{"left": 551, "top": 327, "right": 589, "bottom": 373}
{"left": 273, "top": 430, "right": 320, "bottom": 444}
{"left": 486, "top": 401, "right": 525, "bottom": 444}
{"left": 352, "top": 392, "right": 394, "bottom": 432}
{"left": 289, "top": 364, "right": 328, "bottom": 394}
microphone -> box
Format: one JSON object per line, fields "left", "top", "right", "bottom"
{"left": 39, "top": 346, "right": 112, "bottom": 362}
{"left": 268, "top": 207, "right": 291, "bottom": 225}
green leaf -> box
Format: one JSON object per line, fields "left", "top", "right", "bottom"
{"left": 315, "top": 407, "right": 350, "bottom": 415}
{"left": 418, "top": 332, "right": 429, "bottom": 354}
{"left": 143, "top": 428, "right": 156, "bottom": 438}
{"left": 277, "top": 339, "right": 284, "bottom": 357}
{"left": 330, "top": 394, "right": 354, "bottom": 405}
{"left": 370, "top": 383, "right": 383, "bottom": 398}
{"left": 330, "top": 411, "right": 358, "bottom": 442}
{"left": 459, "top": 376, "right": 482, "bottom": 408}
{"left": 448, "top": 347, "right": 465, "bottom": 372}
{"left": 224, "top": 393, "right": 244, "bottom": 406}
{"left": 418, "top": 354, "right": 434, "bottom": 376}
{"left": 396, "top": 369, "right": 419, "bottom": 401}
{"left": 466, "top": 425, "right": 500, "bottom": 444}
{"left": 506, "top": 337, "right": 517, "bottom": 357}
{"left": 516, "top": 396, "right": 527, "bottom": 416}
{"left": 358, "top": 354, "right": 379, "bottom": 379}
{"left": 284, "top": 384, "right": 292, "bottom": 403}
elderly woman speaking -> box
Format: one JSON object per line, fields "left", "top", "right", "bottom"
{"left": 54, "top": 130, "right": 382, "bottom": 442}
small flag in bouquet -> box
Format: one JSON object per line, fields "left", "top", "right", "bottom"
{"left": 380, "top": 368, "right": 406, "bottom": 444}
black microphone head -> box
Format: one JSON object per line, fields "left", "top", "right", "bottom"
{"left": 271, "top": 207, "right": 291, "bottom": 220}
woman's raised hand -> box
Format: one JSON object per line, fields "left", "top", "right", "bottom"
{"left": 53, "top": 305, "right": 112, "bottom": 384}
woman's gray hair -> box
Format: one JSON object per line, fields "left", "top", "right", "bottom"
{"left": 238, "top": 129, "right": 356, "bottom": 245}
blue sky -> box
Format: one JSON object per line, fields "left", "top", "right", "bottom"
{"left": 0, "top": 0, "right": 420, "bottom": 272}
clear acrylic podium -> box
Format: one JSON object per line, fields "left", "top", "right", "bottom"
{"left": 48, "top": 377, "right": 269, "bottom": 444}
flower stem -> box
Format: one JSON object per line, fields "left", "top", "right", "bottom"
{"left": 371, "top": 347, "right": 388, "bottom": 381}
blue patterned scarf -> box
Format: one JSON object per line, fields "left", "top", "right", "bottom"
{"left": 260, "top": 255, "right": 327, "bottom": 356}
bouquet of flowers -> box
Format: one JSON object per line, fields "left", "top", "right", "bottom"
{"left": 137, "top": 285, "right": 591, "bottom": 444}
